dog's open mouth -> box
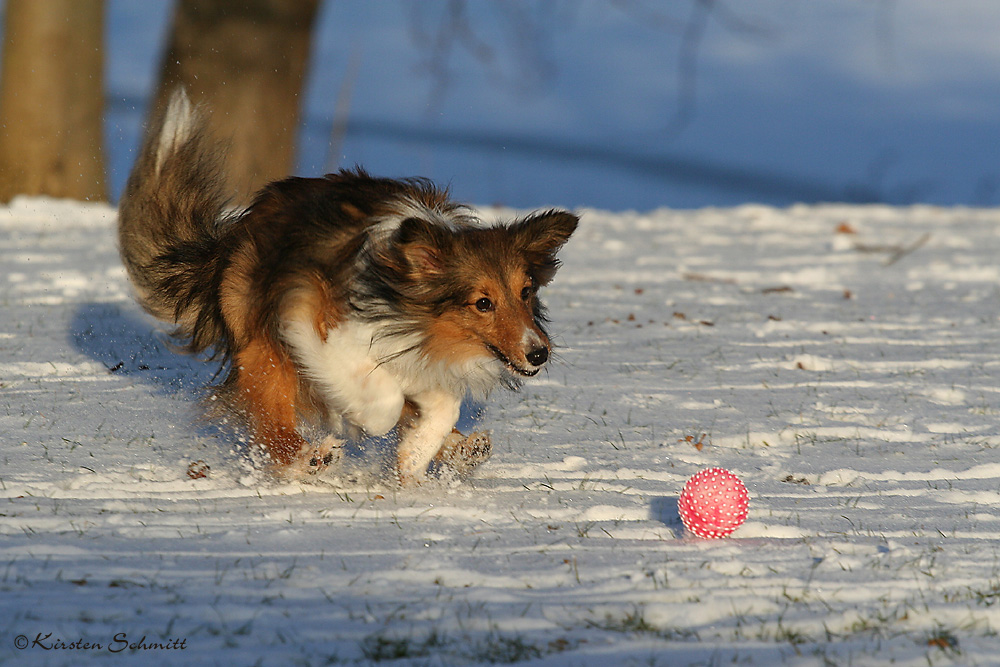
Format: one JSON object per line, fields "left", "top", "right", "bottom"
{"left": 485, "top": 344, "right": 541, "bottom": 377}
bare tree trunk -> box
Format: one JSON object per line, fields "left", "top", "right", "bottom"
{"left": 0, "top": 0, "right": 106, "bottom": 202}
{"left": 152, "top": 0, "right": 320, "bottom": 206}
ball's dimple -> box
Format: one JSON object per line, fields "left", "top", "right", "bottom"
{"left": 677, "top": 467, "right": 749, "bottom": 538}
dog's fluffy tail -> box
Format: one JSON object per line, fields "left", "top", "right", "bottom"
{"left": 117, "top": 87, "right": 230, "bottom": 355}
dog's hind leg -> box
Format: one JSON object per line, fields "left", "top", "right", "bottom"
{"left": 233, "top": 338, "right": 316, "bottom": 475}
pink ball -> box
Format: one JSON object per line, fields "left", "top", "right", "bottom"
{"left": 678, "top": 467, "right": 749, "bottom": 538}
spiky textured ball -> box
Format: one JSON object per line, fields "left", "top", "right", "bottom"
{"left": 678, "top": 467, "right": 749, "bottom": 538}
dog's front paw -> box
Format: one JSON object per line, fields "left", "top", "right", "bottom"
{"left": 433, "top": 429, "right": 492, "bottom": 477}
{"left": 349, "top": 387, "right": 405, "bottom": 436}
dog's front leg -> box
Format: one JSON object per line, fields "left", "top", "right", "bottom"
{"left": 397, "top": 390, "right": 462, "bottom": 486}
{"left": 282, "top": 319, "right": 404, "bottom": 436}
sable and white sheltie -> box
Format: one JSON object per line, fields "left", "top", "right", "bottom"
{"left": 117, "top": 89, "right": 578, "bottom": 485}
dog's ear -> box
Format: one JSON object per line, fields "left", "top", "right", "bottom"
{"left": 513, "top": 210, "right": 579, "bottom": 285}
{"left": 393, "top": 217, "right": 449, "bottom": 277}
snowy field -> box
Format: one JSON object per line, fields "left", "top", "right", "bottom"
{"left": 3, "top": 197, "right": 1000, "bottom": 665}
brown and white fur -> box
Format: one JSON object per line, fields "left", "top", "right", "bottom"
{"left": 117, "top": 88, "right": 578, "bottom": 485}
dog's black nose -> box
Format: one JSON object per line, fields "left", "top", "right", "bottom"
{"left": 526, "top": 346, "right": 548, "bottom": 367}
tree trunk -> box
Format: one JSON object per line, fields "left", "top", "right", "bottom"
{"left": 0, "top": 0, "right": 106, "bottom": 202}
{"left": 152, "top": 0, "right": 320, "bottom": 206}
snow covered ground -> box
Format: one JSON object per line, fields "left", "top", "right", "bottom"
{"left": 4, "top": 197, "right": 1000, "bottom": 665}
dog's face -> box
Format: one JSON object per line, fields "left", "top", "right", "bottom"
{"left": 384, "top": 210, "right": 578, "bottom": 381}
{"left": 455, "top": 260, "right": 550, "bottom": 378}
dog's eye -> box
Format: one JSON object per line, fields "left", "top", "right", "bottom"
{"left": 520, "top": 286, "right": 534, "bottom": 301}
{"left": 475, "top": 297, "right": 494, "bottom": 313}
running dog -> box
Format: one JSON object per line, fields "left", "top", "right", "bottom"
{"left": 117, "top": 89, "right": 577, "bottom": 485}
